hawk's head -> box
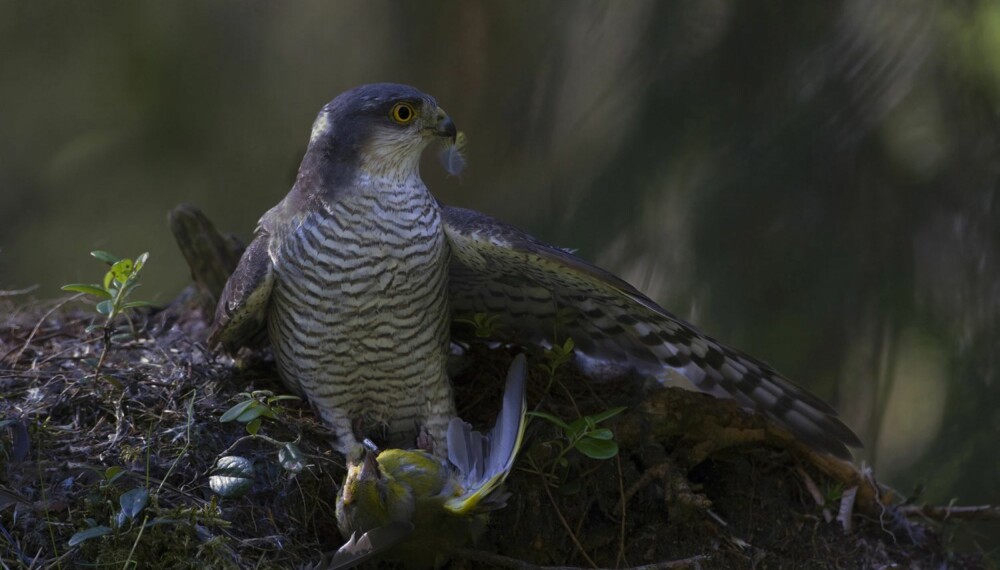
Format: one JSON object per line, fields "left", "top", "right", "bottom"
{"left": 303, "top": 83, "right": 456, "bottom": 184}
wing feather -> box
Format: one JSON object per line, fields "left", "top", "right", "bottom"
{"left": 445, "top": 354, "right": 528, "bottom": 514}
{"left": 442, "top": 206, "right": 861, "bottom": 459}
{"left": 207, "top": 234, "right": 275, "bottom": 352}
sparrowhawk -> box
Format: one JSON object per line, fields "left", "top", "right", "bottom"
{"left": 209, "top": 83, "right": 861, "bottom": 459}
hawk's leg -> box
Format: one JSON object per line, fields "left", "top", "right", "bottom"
{"left": 416, "top": 373, "right": 457, "bottom": 457}
{"left": 415, "top": 425, "right": 435, "bottom": 453}
{"left": 314, "top": 406, "right": 361, "bottom": 456}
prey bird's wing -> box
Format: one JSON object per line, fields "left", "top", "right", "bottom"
{"left": 445, "top": 354, "right": 528, "bottom": 514}
{"left": 442, "top": 206, "right": 862, "bottom": 459}
{"left": 207, "top": 233, "right": 275, "bottom": 352}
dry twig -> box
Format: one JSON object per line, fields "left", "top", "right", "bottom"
{"left": 537, "top": 471, "right": 598, "bottom": 569}
{"left": 898, "top": 503, "right": 1000, "bottom": 521}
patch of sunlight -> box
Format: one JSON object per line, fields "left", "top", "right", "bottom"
{"left": 975, "top": 2, "right": 1000, "bottom": 97}
{"left": 942, "top": 1, "right": 1000, "bottom": 102}
{"left": 875, "top": 329, "right": 947, "bottom": 481}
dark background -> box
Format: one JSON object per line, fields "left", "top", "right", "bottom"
{"left": 1, "top": 0, "right": 997, "bottom": 554}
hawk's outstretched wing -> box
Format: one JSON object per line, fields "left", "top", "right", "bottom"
{"left": 442, "top": 206, "right": 862, "bottom": 459}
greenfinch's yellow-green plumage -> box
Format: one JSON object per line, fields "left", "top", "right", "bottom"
{"left": 332, "top": 354, "right": 528, "bottom": 569}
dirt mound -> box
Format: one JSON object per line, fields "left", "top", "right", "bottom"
{"left": 0, "top": 295, "right": 987, "bottom": 569}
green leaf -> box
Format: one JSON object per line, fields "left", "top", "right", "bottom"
{"left": 111, "top": 259, "right": 134, "bottom": 283}
{"left": 96, "top": 300, "right": 113, "bottom": 316}
{"left": 98, "top": 374, "right": 125, "bottom": 389}
{"left": 235, "top": 403, "right": 269, "bottom": 423}
{"left": 587, "top": 428, "right": 614, "bottom": 440}
{"left": 245, "top": 417, "right": 262, "bottom": 435}
{"left": 526, "top": 411, "right": 570, "bottom": 430}
{"left": 119, "top": 488, "right": 149, "bottom": 519}
{"left": 110, "top": 331, "right": 134, "bottom": 343}
{"left": 122, "top": 301, "right": 152, "bottom": 309}
{"left": 133, "top": 252, "right": 149, "bottom": 272}
{"left": 585, "top": 406, "right": 627, "bottom": 425}
{"left": 104, "top": 466, "right": 125, "bottom": 484}
{"left": 575, "top": 437, "right": 619, "bottom": 460}
{"left": 566, "top": 417, "right": 589, "bottom": 439}
{"left": 219, "top": 400, "right": 255, "bottom": 423}
{"left": 68, "top": 525, "right": 112, "bottom": 546}
{"left": 62, "top": 284, "right": 112, "bottom": 298}
{"left": 212, "top": 457, "right": 254, "bottom": 479}
{"left": 209, "top": 456, "right": 254, "bottom": 498}
{"left": 278, "top": 443, "right": 306, "bottom": 474}
{"left": 91, "top": 251, "right": 120, "bottom": 264}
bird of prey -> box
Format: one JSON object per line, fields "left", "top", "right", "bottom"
{"left": 208, "top": 83, "right": 861, "bottom": 459}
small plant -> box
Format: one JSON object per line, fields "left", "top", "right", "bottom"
{"left": 823, "top": 481, "right": 846, "bottom": 505}
{"left": 525, "top": 335, "right": 627, "bottom": 491}
{"left": 219, "top": 391, "right": 306, "bottom": 478}
{"left": 453, "top": 311, "right": 503, "bottom": 339}
{"left": 540, "top": 337, "right": 575, "bottom": 391}
{"left": 62, "top": 250, "right": 151, "bottom": 376}
{"left": 219, "top": 390, "right": 300, "bottom": 436}
{"left": 527, "top": 406, "right": 627, "bottom": 490}
{"left": 68, "top": 468, "right": 155, "bottom": 547}
{"left": 68, "top": 466, "right": 230, "bottom": 566}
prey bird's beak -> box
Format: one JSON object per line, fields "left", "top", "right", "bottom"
{"left": 359, "top": 448, "right": 381, "bottom": 481}
{"left": 432, "top": 109, "right": 457, "bottom": 140}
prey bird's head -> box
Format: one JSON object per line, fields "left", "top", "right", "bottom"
{"left": 336, "top": 443, "right": 417, "bottom": 534}
{"left": 302, "top": 83, "right": 456, "bottom": 185}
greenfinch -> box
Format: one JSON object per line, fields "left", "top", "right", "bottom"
{"left": 331, "top": 354, "right": 528, "bottom": 569}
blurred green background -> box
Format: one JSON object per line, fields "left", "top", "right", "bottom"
{"left": 1, "top": 0, "right": 997, "bottom": 553}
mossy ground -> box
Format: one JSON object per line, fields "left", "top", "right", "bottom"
{"left": 0, "top": 296, "right": 989, "bottom": 569}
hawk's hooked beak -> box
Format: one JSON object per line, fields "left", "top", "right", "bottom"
{"left": 431, "top": 109, "right": 457, "bottom": 140}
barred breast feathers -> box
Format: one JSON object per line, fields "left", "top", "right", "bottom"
{"left": 266, "top": 176, "right": 454, "bottom": 448}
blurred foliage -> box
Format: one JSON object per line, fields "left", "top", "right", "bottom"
{"left": 0, "top": 0, "right": 997, "bottom": 553}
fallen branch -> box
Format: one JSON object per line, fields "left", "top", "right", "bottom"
{"left": 0, "top": 285, "right": 40, "bottom": 297}
{"left": 898, "top": 503, "right": 1000, "bottom": 521}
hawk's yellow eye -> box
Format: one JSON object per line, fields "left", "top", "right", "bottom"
{"left": 390, "top": 102, "right": 416, "bottom": 125}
